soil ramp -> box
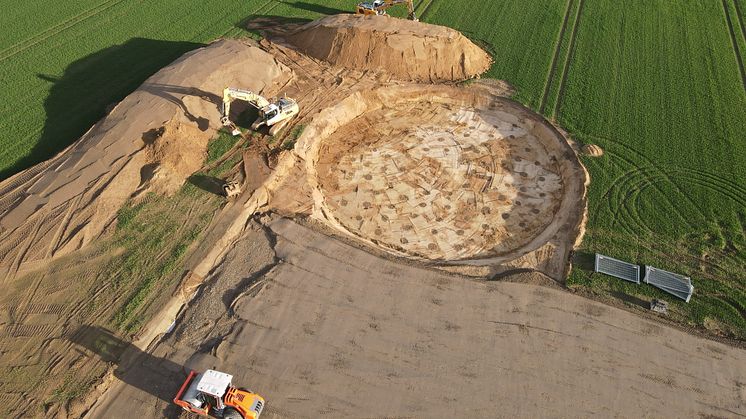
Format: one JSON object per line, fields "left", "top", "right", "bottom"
{"left": 287, "top": 14, "right": 492, "bottom": 82}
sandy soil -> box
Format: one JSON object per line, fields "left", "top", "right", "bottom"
{"left": 86, "top": 219, "right": 746, "bottom": 418}
{"left": 0, "top": 39, "right": 291, "bottom": 417}
{"left": 0, "top": 39, "right": 290, "bottom": 281}
{"left": 287, "top": 14, "right": 492, "bottom": 82}
{"left": 309, "top": 86, "right": 581, "bottom": 262}
{"left": 3, "top": 13, "right": 733, "bottom": 419}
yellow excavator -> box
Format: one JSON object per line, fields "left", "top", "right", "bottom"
{"left": 221, "top": 87, "right": 299, "bottom": 136}
{"left": 356, "top": 0, "right": 418, "bottom": 21}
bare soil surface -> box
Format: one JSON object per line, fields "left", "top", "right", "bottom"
{"left": 86, "top": 219, "right": 746, "bottom": 418}
{"left": 0, "top": 39, "right": 290, "bottom": 417}
{"left": 0, "top": 39, "right": 289, "bottom": 279}
{"left": 286, "top": 14, "right": 492, "bottom": 82}
{"left": 308, "top": 85, "right": 583, "bottom": 263}
{"left": 2, "top": 14, "right": 736, "bottom": 419}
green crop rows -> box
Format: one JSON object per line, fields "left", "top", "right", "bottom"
{"left": 1, "top": 0, "right": 745, "bottom": 338}
{"left": 427, "top": 0, "right": 746, "bottom": 338}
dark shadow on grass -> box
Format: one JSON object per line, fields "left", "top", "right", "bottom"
{"left": 68, "top": 326, "right": 185, "bottom": 418}
{"left": 572, "top": 250, "right": 596, "bottom": 271}
{"left": 279, "top": 1, "right": 348, "bottom": 15}
{"left": 610, "top": 291, "right": 649, "bottom": 309}
{"left": 189, "top": 174, "right": 226, "bottom": 196}
{"left": 0, "top": 38, "right": 204, "bottom": 181}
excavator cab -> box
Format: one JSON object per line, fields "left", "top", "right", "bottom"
{"left": 356, "top": 0, "right": 418, "bottom": 20}
{"left": 174, "top": 370, "right": 265, "bottom": 419}
{"left": 221, "top": 87, "right": 299, "bottom": 136}
{"left": 357, "top": 1, "right": 386, "bottom": 15}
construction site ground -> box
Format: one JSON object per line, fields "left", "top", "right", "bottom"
{"left": 0, "top": 15, "right": 743, "bottom": 418}
{"left": 86, "top": 218, "right": 746, "bottom": 418}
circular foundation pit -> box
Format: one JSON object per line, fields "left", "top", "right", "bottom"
{"left": 301, "top": 85, "right": 583, "bottom": 263}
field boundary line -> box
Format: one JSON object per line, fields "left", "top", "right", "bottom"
{"left": 539, "top": 0, "right": 575, "bottom": 114}
{"left": 723, "top": 0, "right": 746, "bottom": 91}
{"left": 552, "top": 0, "right": 586, "bottom": 119}
{"left": 0, "top": 0, "right": 127, "bottom": 63}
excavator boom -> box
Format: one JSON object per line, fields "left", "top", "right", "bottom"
{"left": 356, "top": 0, "right": 417, "bottom": 20}
{"left": 221, "top": 87, "right": 299, "bottom": 136}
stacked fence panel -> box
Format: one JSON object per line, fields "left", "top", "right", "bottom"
{"left": 643, "top": 267, "right": 694, "bottom": 302}
{"left": 594, "top": 254, "right": 640, "bottom": 284}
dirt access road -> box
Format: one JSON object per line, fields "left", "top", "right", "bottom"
{"left": 86, "top": 219, "right": 746, "bottom": 418}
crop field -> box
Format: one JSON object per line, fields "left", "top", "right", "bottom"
{"left": 1, "top": 0, "right": 744, "bottom": 342}
{"left": 426, "top": 0, "right": 746, "bottom": 338}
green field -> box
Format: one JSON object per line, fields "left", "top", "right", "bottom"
{"left": 425, "top": 0, "right": 746, "bottom": 338}
{"left": 1, "top": 0, "right": 745, "bottom": 338}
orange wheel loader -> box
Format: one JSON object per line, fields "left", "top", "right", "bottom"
{"left": 174, "top": 369, "right": 265, "bottom": 419}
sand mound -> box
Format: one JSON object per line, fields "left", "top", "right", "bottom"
{"left": 582, "top": 144, "right": 604, "bottom": 157}
{"left": 140, "top": 120, "right": 209, "bottom": 196}
{"left": 287, "top": 14, "right": 492, "bottom": 82}
{"left": 0, "top": 39, "right": 291, "bottom": 275}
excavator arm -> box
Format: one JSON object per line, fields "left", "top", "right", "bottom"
{"left": 357, "top": 0, "right": 417, "bottom": 20}
{"left": 221, "top": 87, "right": 271, "bottom": 125}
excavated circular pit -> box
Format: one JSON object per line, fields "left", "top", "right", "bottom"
{"left": 301, "top": 85, "right": 583, "bottom": 262}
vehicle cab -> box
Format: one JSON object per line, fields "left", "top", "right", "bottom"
{"left": 174, "top": 369, "right": 265, "bottom": 419}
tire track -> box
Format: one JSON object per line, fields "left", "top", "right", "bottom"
{"left": 539, "top": 0, "right": 575, "bottom": 115}
{"left": 419, "top": 0, "right": 437, "bottom": 20}
{"left": 584, "top": 133, "right": 710, "bottom": 224}
{"left": 723, "top": 0, "right": 746, "bottom": 91}
{"left": 596, "top": 155, "right": 693, "bottom": 234}
{"left": 733, "top": 0, "right": 746, "bottom": 49}
{"left": 553, "top": 0, "right": 586, "bottom": 119}
{"left": 0, "top": 0, "right": 128, "bottom": 63}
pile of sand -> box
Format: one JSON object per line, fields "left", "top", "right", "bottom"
{"left": 140, "top": 119, "right": 209, "bottom": 196}
{"left": 0, "top": 39, "right": 291, "bottom": 275}
{"left": 582, "top": 143, "right": 604, "bottom": 157}
{"left": 287, "top": 14, "right": 492, "bottom": 82}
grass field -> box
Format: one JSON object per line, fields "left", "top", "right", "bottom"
{"left": 1, "top": 0, "right": 744, "bottom": 339}
{"left": 426, "top": 0, "right": 746, "bottom": 338}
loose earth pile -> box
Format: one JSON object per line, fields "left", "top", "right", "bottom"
{"left": 287, "top": 14, "right": 492, "bottom": 82}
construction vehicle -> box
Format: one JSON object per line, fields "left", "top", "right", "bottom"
{"left": 221, "top": 87, "right": 299, "bottom": 136}
{"left": 356, "top": 0, "right": 418, "bottom": 20}
{"left": 222, "top": 180, "right": 242, "bottom": 198}
{"left": 174, "top": 369, "right": 265, "bottom": 419}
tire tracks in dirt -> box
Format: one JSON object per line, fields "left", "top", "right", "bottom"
{"left": 539, "top": 0, "right": 575, "bottom": 115}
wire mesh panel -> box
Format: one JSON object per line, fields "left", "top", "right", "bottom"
{"left": 643, "top": 267, "right": 694, "bottom": 302}
{"left": 594, "top": 254, "right": 640, "bottom": 284}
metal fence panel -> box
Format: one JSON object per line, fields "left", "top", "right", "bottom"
{"left": 595, "top": 254, "right": 640, "bottom": 284}
{"left": 643, "top": 266, "right": 694, "bottom": 302}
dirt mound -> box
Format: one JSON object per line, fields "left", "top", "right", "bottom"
{"left": 582, "top": 143, "right": 604, "bottom": 157}
{"left": 287, "top": 14, "right": 492, "bottom": 82}
{"left": 140, "top": 119, "right": 209, "bottom": 196}
{"left": 0, "top": 39, "right": 291, "bottom": 277}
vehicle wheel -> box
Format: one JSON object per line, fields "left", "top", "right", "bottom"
{"left": 223, "top": 407, "right": 242, "bottom": 419}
